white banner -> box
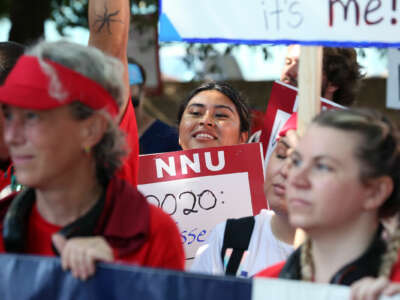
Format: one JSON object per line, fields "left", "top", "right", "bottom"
{"left": 253, "top": 277, "right": 399, "bottom": 300}
{"left": 159, "top": 0, "right": 400, "bottom": 47}
{"left": 387, "top": 48, "right": 400, "bottom": 109}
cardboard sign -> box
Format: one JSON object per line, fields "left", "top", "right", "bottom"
{"left": 159, "top": 0, "right": 400, "bottom": 47}
{"left": 259, "top": 81, "right": 345, "bottom": 166}
{"left": 387, "top": 48, "right": 400, "bottom": 110}
{"left": 138, "top": 144, "right": 267, "bottom": 264}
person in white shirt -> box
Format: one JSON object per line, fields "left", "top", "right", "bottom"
{"left": 190, "top": 113, "right": 299, "bottom": 277}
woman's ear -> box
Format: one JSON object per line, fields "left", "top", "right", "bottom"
{"left": 363, "top": 176, "right": 394, "bottom": 211}
{"left": 81, "top": 114, "right": 108, "bottom": 149}
{"left": 239, "top": 131, "right": 249, "bottom": 144}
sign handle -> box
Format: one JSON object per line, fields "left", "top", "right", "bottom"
{"left": 294, "top": 46, "right": 323, "bottom": 247}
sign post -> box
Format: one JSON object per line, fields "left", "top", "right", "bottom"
{"left": 295, "top": 45, "right": 323, "bottom": 246}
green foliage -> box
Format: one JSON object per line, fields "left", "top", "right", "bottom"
{"left": 0, "top": 0, "right": 11, "bottom": 18}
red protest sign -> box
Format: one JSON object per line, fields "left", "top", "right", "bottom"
{"left": 138, "top": 143, "right": 266, "bottom": 264}
{"left": 259, "top": 81, "right": 345, "bottom": 164}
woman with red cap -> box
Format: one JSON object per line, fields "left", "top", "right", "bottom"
{"left": 190, "top": 113, "right": 299, "bottom": 277}
{"left": 0, "top": 41, "right": 184, "bottom": 280}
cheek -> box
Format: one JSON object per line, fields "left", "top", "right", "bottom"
{"left": 220, "top": 122, "right": 241, "bottom": 142}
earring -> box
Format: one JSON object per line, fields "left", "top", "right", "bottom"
{"left": 83, "top": 145, "right": 91, "bottom": 154}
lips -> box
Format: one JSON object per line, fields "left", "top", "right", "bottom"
{"left": 288, "top": 197, "right": 311, "bottom": 208}
{"left": 272, "top": 183, "right": 286, "bottom": 196}
{"left": 282, "top": 78, "right": 298, "bottom": 87}
{"left": 11, "top": 154, "right": 34, "bottom": 166}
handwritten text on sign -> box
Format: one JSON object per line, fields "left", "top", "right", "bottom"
{"left": 160, "top": 0, "right": 400, "bottom": 47}
{"left": 138, "top": 144, "right": 266, "bottom": 265}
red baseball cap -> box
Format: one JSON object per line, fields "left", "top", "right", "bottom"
{"left": 0, "top": 55, "right": 119, "bottom": 117}
{"left": 278, "top": 112, "right": 298, "bottom": 138}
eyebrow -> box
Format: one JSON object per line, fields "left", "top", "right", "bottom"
{"left": 278, "top": 138, "right": 290, "bottom": 149}
{"left": 292, "top": 150, "right": 342, "bottom": 166}
{"left": 313, "top": 155, "right": 342, "bottom": 166}
{"left": 188, "top": 103, "right": 235, "bottom": 113}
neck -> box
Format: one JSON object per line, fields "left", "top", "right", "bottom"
{"left": 310, "top": 215, "right": 379, "bottom": 283}
{"left": 35, "top": 159, "right": 104, "bottom": 227}
{"left": 135, "top": 102, "right": 155, "bottom": 137}
{"left": 270, "top": 213, "right": 296, "bottom": 245}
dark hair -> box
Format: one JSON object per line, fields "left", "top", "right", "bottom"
{"left": 313, "top": 108, "right": 400, "bottom": 219}
{"left": 322, "top": 47, "right": 364, "bottom": 106}
{"left": 177, "top": 82, "right": 251, "bottom": 134}
{"left": 0, "top": 42, "right": 25, "bottom": 84}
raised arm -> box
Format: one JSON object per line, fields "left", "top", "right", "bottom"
{"left": 88, "top": 0, "right": 130, "bottom": 120}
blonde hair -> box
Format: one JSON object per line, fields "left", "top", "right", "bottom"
{"left": 300, "top": 237, "right": 314, "bottom": 281}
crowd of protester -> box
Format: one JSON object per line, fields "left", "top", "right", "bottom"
{"left": 0, "top": 0, "right": 399, "bottom": 299}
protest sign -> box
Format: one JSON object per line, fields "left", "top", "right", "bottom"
{"left": 159, "top": 0, "right": 400, "bottom": 47}
{"left": 260, "top": 81, "right": 345, "bottom": 166}
{"left": 0, "top": 254, "right": 251, "bottom": 300}
{"left": 138, "top": 144, "right": 266, "bottom": 264}
{"left": 253, "top": 277, "right": 351, "bottom": 300}
{"left": 387, "top": 48, "right": 400, "bottom": 109}
{"left": 2, "top": 254, "right": 398, "bottom": 300}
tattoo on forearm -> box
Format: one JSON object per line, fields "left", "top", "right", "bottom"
{"left": 93, "top": 3, "right": 124, "bottom": 34}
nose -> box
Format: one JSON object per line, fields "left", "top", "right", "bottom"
{"left": 4, "top": 117, "right": 25, "bottom": 146}
{"left": 199, "top": 111, "right": 214, "bottom": 127}
{"left": 288, "top": 162, "right": 310, "bottom": 190}
{"left": 286, "top": 61, "right": 298, "bottom": 81}
{"left": 280, "top": 158, "right": 291, "bottom": 179}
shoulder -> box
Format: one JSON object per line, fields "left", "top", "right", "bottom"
{"left": 146, "top": 205, "right": 185, "bottom": 270}
{"left": 119, "top": 100, "right": 137, "bottom": 131}
{"left": 0, "top": 193, "right": 16, "bottom": 227}
{"left": 254, "top": 209, "right": 273, "bottom": 224}
{"left": 148, "top": 205, "right": 180, "bottom": 236}
{"left": 390, "top": 254, "right": 400, "bottom": 282}
{"left": 255, "top": 261, "right": 286, "bottom": 278}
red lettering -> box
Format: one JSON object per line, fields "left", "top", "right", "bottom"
{"left": 329, "top": 0, "right": 360, "bottom": 26}
{"left": 364, "top": 0, "right": 383, "bottom": 25}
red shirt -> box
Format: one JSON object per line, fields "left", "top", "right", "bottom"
{"left": 0, "top": 178, "right": 185, "bottom": 271}
{"left": 16, "top": 204, "right": 184, "bottom": 270}
{"left": 0, "top": 165, "right": 12, "bottom": 195}
{"left": 117, "top": 100, "right": 139, "bottom": 187}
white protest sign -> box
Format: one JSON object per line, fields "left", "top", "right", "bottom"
{"left": 387, "top": 48, "right": 400, "bottom": 109}
{"left": 159, "top": 0, "right": 400, "bottom": 47}
{"left": 260, "top": 81, "right": 345, "bottom": 167}
{"left": 252, "top": 277, "right": 400, "bottom": 300}
{"left": 137, "top": 143, "right": 267, "bottom": 267}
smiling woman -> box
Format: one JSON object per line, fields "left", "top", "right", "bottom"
{"left": 176, "top": 82, "right": 250, "bottom": 150}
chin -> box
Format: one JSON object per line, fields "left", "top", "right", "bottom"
{"left": 288, "top": 214, "right": 310, "bottom": 230}
{"left": 14, "top": 172, "right": 41, "bottom": 189}
{"left": 190, "top": 142, "right": 218, "bottom": 149}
